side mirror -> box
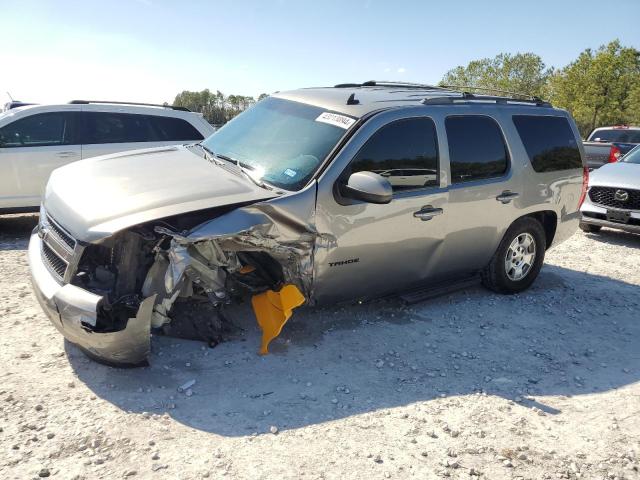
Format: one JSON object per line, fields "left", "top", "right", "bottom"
{"left": 341, "top": 171, "right": 392, "bottom": 204}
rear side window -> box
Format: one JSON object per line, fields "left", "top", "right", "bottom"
{"left": 446, "top": 116, "right": 509, "bottom": 183}
{"left": 587, "top": 128, "right": 640, "bottom": 143}
{"left": 348, "top": 117, "right": 439, "bottom": 191}
{"left": 81, "top": 112, "right": 203, "bottom": 144}
{"left": 513, "top": 115, "right": 582, "bottom": 172}
{"left": 150, "top": 116, "right": 204, "bottom": 141}
{"left": 82, "top": 112, "right": 157, "bottom": 144}
{"left": 0, "top": 112, "right": 77, "bottom": 148}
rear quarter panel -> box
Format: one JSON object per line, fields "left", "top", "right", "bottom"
{"left": 515, "top": 111, "right": 585, "bottom": 249}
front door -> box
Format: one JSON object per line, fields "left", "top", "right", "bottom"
{"left": 0, "top": 111, "right": 80, "bottom": 209}
{"left": 313, "top": 114, "right": 448, "bottom": 304}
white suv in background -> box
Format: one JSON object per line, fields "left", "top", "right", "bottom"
{"left": 0, "top": 101, "right": 214, "bottom": 213}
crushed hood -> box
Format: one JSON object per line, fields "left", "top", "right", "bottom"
{"left": 589, "top": 162, "right": 640, "bottom": 189}
{"left": 44, "top": 145, "right": 277, "bottom": 242}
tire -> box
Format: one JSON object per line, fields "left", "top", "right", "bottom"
{"left": 579, "top": 223, "right": 602, "bottom": 233}
{"left": 481, "top": 217, "right": 546, "bottom": 294}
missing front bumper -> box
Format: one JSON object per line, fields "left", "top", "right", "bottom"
{"left": 29, "top": 232, "right": 154, "bottom": 366}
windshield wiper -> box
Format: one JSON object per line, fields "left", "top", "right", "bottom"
{"left": 214, "top": 152, "right": 241, "bottom": 167}
{"left": 202, "top": 148, "right": 252, "bottom": 176}
{"left": 193, "top": 143, "right": 223, "bottom": 166}
{"left": 198, "top": 145, "right": 274, "bottom": 191}
{"left": 237, "top": 165, "right": 274, "bottom": 190}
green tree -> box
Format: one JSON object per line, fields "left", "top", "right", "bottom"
{"left": 626, "top": 83, "right": 640, "bottom": 126}
{"left": 441, "top": 52, "right": 551, "bottom": 98}
{"left": 549, "top": 40, "right": 640, "bottom": 136}
{"left": 173, "top": 89, "right": 256, "bottom": 126}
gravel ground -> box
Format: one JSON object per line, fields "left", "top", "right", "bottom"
{"left": 1, "top": 213, "right": 639, "bottom": 480}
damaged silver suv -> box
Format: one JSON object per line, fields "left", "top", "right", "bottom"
{"left": 29, "top": 81, "right": 587, "bottom": 366}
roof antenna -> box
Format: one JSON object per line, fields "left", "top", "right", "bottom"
{"left": 346, "top": 93, "right": 360, "bottom": 105}
{"left": 6, "top": 91, "right": 14, "bottom": 101}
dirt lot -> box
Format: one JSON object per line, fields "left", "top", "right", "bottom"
{"left": 0, "top": 214, "right": 639, "bottom": 480}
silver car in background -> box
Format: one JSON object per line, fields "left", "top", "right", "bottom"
{"left": 28, "top": 81, "right": 587, "bottom": 366}
{"left": 580, "top": 144, "right": 640, "bottom": 234}
{"left": 0, "top": 101, "right": 214, "bottom": 213}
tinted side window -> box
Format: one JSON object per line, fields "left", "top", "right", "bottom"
{"left": 0, "top": 112, "right": 77, "bottom": 148}
{"left": 513, "top": 115, "right": 582, "bottom": 172}
{"left": 150, "top": 116, "right": 204, "bottom": 141}
{"left": 126, "top": 114, "right": 160, "bottom": 142}
{"left": 82, "top": 112, "right": 160, "bottom": 144}
{"left": 446, "top": 116, "right": 509, "bottom": 183}
{"left": 349, "top": 117, "right": 439, "bottom": 191}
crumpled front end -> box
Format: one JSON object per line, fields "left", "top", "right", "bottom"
{"left": 151, "top": 189, "right": 326, "bottom": 354}
{"left": 29, "top": 231, "right": 154, "bottom": 366}
{"left": 160, "top": 206, "right": 316, "bottom": 302}
{"left": 30, "top": 184, "right": 324, "bottom": 365}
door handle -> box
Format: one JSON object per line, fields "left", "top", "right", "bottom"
{"left": 413, "top": 206, "right": 444, "bottom": 221}
{"left": 496, "top": 191, "right": 520, "bottom": 204}
{"left": 56, "top": 151, "right": 78, "bottom": 158}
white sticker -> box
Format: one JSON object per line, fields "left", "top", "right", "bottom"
{"left": 315, "top": 112, "right": 356, "bottom": 129}
{"left": 284, "top": 168, "right": 297, "bottom": 178}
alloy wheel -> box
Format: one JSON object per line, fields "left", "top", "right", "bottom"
{"left": 504, "top": 233, "right": 536, "bottom": 281}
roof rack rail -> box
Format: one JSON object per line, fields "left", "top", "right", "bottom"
{"left": 334, "top": 80, "right": 449, "bottom": 90}
{"left": 439, "top": 85, "right": 547, "bottom": 103}
{"left": 68, "top": 100, "right": 191, "bottom": 112}
{"left": 423, "top": 91, "right": 551, "bottom": 107}
{"left": 3, "top": 101, "right": 36, "bottom": 110}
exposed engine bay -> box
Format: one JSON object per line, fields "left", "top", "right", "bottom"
{"left": 68, "top": 200, "right": 316, "bottom": 364}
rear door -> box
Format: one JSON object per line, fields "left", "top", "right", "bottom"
{"left": 80, "top": 110, "right": 205, "bottom": 159}
{"left": 439, "top": 113, "right": 523, "bottom": 275}
{"left": 0, "top": 110, "right": 80, "bottom": 209}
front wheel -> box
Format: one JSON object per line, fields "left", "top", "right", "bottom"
{"left": 482, "top": 217, "right": 546, "bottom": 294}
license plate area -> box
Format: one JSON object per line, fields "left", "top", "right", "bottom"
{"left": 606, "top": 209, "right": 631, "bottom": 224}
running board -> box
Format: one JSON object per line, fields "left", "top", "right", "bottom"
{"left": 399, "top": 275, "right": 480, "bottom": 304}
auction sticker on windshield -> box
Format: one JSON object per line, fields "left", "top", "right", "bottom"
{"left": 316, "top": 112, "right": 356, "bottom": 129}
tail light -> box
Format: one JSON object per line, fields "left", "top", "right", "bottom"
{"left": 578, "top": 167, "right": 589, "bottom": 208}
{"left": 608, "top": 145, "right": 621, "bottom": 163}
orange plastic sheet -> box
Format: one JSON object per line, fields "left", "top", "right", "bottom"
{"left": 251, "top": 284, "right": 305, "bottom": 355}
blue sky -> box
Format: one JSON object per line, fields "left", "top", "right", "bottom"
{"left": 1, "top": 0, "right": 639, "bottom": 104}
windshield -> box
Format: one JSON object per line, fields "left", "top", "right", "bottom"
{"left": 201, "top": 97, "right": 354, "bottom": 190}
{"left": 588, "top": 128, "right": 640, "bottom": 143}
{"left": 622, "top": 145, "right": 640, "bottom": 164}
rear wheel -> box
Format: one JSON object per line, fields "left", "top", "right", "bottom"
{"left": 579, "top": 223, "right": 602, "bottom": 233}
{"left": 482, "top": 217, "right": 546, "bottom": 294}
